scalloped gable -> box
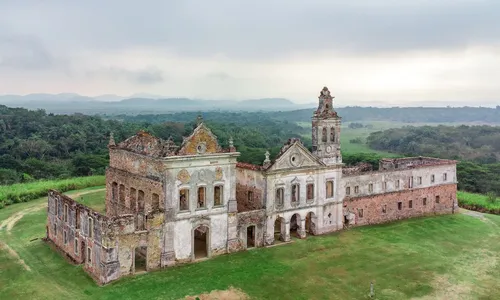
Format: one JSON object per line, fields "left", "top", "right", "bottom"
{"left": 178, "top": 123, "right": 222, "bottom": 155}
{"left": 267, "top": 141, "right": 323, "bottom": 171}
{"left": 116, "top": 130, "right": 164, "bottom": 156}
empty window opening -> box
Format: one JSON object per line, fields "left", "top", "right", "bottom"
{"left": 129, "top": 188, "right": 137, "bottom": 210}
{"left": 274, "top": 217, "right": 285, "bottom": 242}
{"left": 418, "top": 177, "right": 422, "bottom": 185}
{"left": 431, "top": 175, "right": 435, "bottom": 183}
{"left": 330, "top": 127, "right": 336, "bottom": 142}
{"left": 87, "top": 247, "right": 92, "bottom": 264}
{"left": 247, "top": 190, "right": 254, "bottom": 203}
{"left": 436, "top": 195, "right": 440, "bottom": 203}
{"left": 354, "top": 186, "right": 359, "bottom": 194}
{"left": 423, "top": 198, "right": 427, "bottom": 206}
{"left": 136, "top": 214, "right": 146, "bottom": 231}
{"left": 111, "top": 182, "right": 118, "bottom": 202}
{"left": 119, "top": 184, "right": 126, "bottom": 207}
{"left": 134, "top": 246, "right": 147, "bottom": 273}
{"left": 179, "top": 189, "right": 189, "bottom": 211}
{"left": 290, "top": 214, "right": 301, "bottom": 238}
{"left": 275, "top": 188, "right": 284, "bottom": 207}
{"left": 138, "top": 190, "right": 145, "bottom": 212}
{"left": 64, "top": 204, "right": 69, "bottom": 223}
{"left": 383, "top": 181, "right": 387, "bottom": 191}
{"left": 382, "top": 205, "right": 387, "bottom": 213}
{"left": 197, "top": 186, "right": 206, "bottom": 208}
{"left": 409, "top": 200, "right": 413, "bottom": 208}
{"left": 443, "top": 173, "right": 447, "bottom": 181}
{"left": 408, "top": 177, "right": 414, "bottom": 188}
{"left": 75, "top": 208, "right": 80, "bottom": 229}
{"left": 395, "top": 180, "right": 400, "bottom": 189}
{"left": 322, "top": 127, "right": 327, "bottom": 143}
{"left": 326, "top": 181, "right": 334, "bottom": 198}
{"left": 214, "top": 186, "right": 223, "bottom": 206}
{"left": 152, "top": 193, "right": 160, "bottom": 210}
{"left": 398, "top": 202, "right": 402, "bottom": 210}
{"left": 346, "top": 186, "right": 351, "bottom": 195}
{"left": 291, "top": 184, "right": 300, "bottom": 203}
{"left": 247, "top": 225, "right": 255, "bottom": 248}
{"left": 194, "top": 225, "right": 209, "bottom": 259}
{"left": 306, "top": 183, "right": 314, "bottom": 201}
{"left": 55, "top": 199, "right": 59, "bottom": 216}
{"left": 63, "top": 230, "right": 68, "bottom": 244}
{"left": 88, "top": 217, "right": 94, "bottom": 238}
{"left": 358, "top": 208, "right": 364, "bottom": 218}
{"left": 368, "top": 183, "right": 374, "bottom": 193}
{"left": 74, "top": 239, "right": 79, "bottom": 255}
{"left": 53, "top": 222, "right": 57, "bottom": 237}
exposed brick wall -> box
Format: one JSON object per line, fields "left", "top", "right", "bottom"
{"left": 343, "top": 184, "right": 457, "bottom": 227}
{"left": 235, "top": 167, "right": 265, "bottom": 212}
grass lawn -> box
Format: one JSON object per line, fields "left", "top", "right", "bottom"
{"left": 1, "top": 189, "right": 500, "bottom": 299}
{"left": 458, "top": 191, "right": 500, "bottom": 214}
{"left": 65, "top": 187, "right": 106, "bottom": 213}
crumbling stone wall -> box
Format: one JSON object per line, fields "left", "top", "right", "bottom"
{"left": 235, "top": 165, "right": 265, "bottom": 212}
{"left": 236, "top": 210, "right": 266, "bottom": 249}
{"left": 343, "top": 184, "right": 457, "bottom": 227}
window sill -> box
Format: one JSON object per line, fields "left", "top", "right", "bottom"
{"left": 195, "top": 207, "right": 208, "bottom": 211}
{"left": 178, "top": 210, "right": 190, "bottom": 214}
{"left": 212, "top": 205, "right": 224, "bottom": 209}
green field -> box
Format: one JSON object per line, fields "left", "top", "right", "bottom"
{"left": 458, "top": 191, "right": 500, "bottom": 214}
{"left": 1, "top": 188, "right": 500, "bottom": 299}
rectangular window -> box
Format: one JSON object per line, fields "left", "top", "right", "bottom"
{"left": 53, "top": 223, "right": 57, "bottom": 237}
{"left": 138, "top": 190, "right": 145, "bottom": 212}
{"left": 214, "top": 186, "right": 223, "bottom": 206}
{"left": 368, "top": 183, "right": 373, "bottom": 193}
{"left": 354, "top": 186, "right": 359, "bottom": 194}
{"left": 358, "top": 208, "right": 364, "bottom": 218}
{"left": 87, "top": 247, "right": 92, "bottom": 263}
{"left": 395, "top": 180, "right": 400, "bottom": 189}
{"left": 306, "top": 183, "right": 314, "bottom": 200}
{"left": 276, "top": 188, "right": 284, "bottom": 207}
{"left": 119, "top": 184, "right": 126, "bottom": 206}
{"left": 398, "top": 202, "right": 402, "bottom": 210}
{"left": 346, "top": 186, "right": 351, "bottom": 196}
{"left": 129, "top": 187, "right": 137, "bottom": 210}
{"left": 88, "top": 217, "right": 94, "bottom": 238}
{"left": 64, "top": 204, "right": 69, "bottom": 223}
{"left": 247, "top": 190, "right": 254, "bottom": 202}
{"left": 74, "top": 239, "right": 79, "bottom": 255}
{"left": 179, "top": 189, "right": 189, "bottom": 211}
{"left": 291, "top": 184, "right": 299, "bottom": 203}
{"left": 443, "top": 173, "right": 447, "bottom": 181}
{"left": 383, "top": 181, "right": 387, "bottom": 191}
{"left": 55, "top": 199, "right": 58, "bottom": 216}
{"left": 63, "top": 230, "right": 67, "bottom": 244}
{"left": 111, "top": 182, "right": 118, "bottom": 202}
{"left": 436, "top": 195, "right": 440, "bottom": 203}
{"left": 75, "top": 208, "right": 80, "bottom": 229}
{"left": 152, "top": 193, "right": 160, "bottom": 210}
{"left": 418, "top": 177, "right": 422, "bottom": 185}
{"left": 197, "top": 187, "right": 206, "bottom": 208}
{"left": 326, "top": 181, "right": 334, "bottom": 198}
{"left": 382, "top": 205, "right": 387, "bottom": 213}
{"left": 408, "top": 177, "right": 413, "bottom": 188}
{"left": 431, "top": 175, "right": 435, "bottom": 183}
{"left": 423, "top": 198, "right": 427, "bottom": 206}
{"left": 409, "top": 200, "right": 413, "bottom": 208}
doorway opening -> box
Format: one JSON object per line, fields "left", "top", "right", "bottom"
{"left": 247, "top": 225, "right": 255, "bottom": 248}
{"left": 305, "top": 212, "right": 316, "bottom": 236}
{"left": 290, "top": 214, "right": 301, "bottom": 238}
{"left": 194, "top": 225, "right": 209, "bottom": 259}
{"left": 134, "top": 246, "right": 147, "bottom": 273}
{"left": 274, "top": 217, "right": 285, "bottom": 242}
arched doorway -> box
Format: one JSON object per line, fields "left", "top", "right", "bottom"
{"left": 290, "top": 214, "right": 301, "bottom": 238}
{"left": 274, "top": 217, "right": 286, "bottom": 242}
{"left": 305, "top": 212, "right": 317, "bottom": 236}
{"left": 194, "top": 225, "right": 209, "bottom": 259}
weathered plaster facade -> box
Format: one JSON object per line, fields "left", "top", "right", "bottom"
{"left": 46, "top": 87, "right": 458, "bottom": 284}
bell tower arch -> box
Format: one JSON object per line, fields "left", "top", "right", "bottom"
{"left": 311, "top": 87, "right": 342, "bottom": 165}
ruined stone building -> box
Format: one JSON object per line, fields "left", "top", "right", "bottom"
{"left": 46, "top": 87, "right": 458, "bottom": 284}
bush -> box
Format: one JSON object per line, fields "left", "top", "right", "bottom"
{"left": 0, "top": 176, "right": 105, "bottom": 209}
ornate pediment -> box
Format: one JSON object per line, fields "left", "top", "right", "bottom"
{"left": 178, "top": 123, "right": 222, "bottom": 156}
{"left": 267, "top": 140, "right": 323, "bottom": 171}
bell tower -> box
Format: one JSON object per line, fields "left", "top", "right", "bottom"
{"left": 312, "top": 87, "right": 342, "bottom": 165}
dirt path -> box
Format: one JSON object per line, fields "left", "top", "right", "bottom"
{"left": 0, "top": 240, "right": 31, "bottom": 271}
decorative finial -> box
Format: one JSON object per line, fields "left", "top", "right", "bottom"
{"left": 229, "top": 136, "right": 234, "bottom": 148}
{"left": 196, "top": 115, "right": 203, "bottom": 126}
{"left": 264, "top": 151, "right": 270, "bottom": 163}
{"left": 108, "top": 132, "right": 116, "bottom": 147}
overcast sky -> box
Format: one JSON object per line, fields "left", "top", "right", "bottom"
{"left": 1, "top": 0, "right": 499, "bottom": 106}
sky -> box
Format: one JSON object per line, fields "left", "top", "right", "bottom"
{"left": 0, "top": 0, "right": 499, "bottom": 106}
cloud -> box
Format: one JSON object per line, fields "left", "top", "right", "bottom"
{"left": 0, "top": 35, "right": 55, "bottom": 70}
{"left": 86, "top": 67, "right": 164, "bottom": 85}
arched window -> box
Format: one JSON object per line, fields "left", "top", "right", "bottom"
{"left": 330, "top": 127, "right": 335, "bottom": 142}
{"left": 322, "top": 128, "right": 327, "bottom": 143}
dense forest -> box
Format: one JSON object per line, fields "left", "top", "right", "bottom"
{"left": 367, "top": 125, "right": 500, "bottom": 195}
{"left": 0, "top": 105, "right": 307, "bottom": 185}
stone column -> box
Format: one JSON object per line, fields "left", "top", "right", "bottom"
{"left": 283, "top": 222, "right": 291, "bottom": 242}
{"left": 298, "top": 219, "right": 307, "bottom": 239}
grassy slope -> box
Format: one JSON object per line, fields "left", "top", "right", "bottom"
{"left": 1, "top": 189, "right": 500, "bottom": 299}
{"left": 458, "top": 191, "right": 500, "bottom": 213}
